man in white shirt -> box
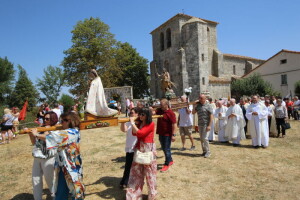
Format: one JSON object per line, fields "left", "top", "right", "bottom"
{"left": 178, "top": 96, "right": 195, "bottom": 150}
{"left": 274, "top": 96, "right": 286, "bottom": 107}
{"left": 52, "top": 103, "right": 61, "bottom": 123}
{"left": 59, "top": 103, "right": 64, "bottom": 114}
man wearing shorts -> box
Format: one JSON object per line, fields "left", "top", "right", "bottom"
{"left": 178, "top": 96, "right": 195, "bottom": 151}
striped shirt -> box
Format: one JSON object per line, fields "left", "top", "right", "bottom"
{"left": 274, "top": 105, "right": 287, "bottom": 119}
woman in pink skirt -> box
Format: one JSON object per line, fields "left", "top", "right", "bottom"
{"left": 126, "top": 107, "right": 157, "bottom": 200}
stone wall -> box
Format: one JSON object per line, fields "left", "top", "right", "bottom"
{"left": 223, "top": 56, "right": 264, "bottom": 78}
{"left": 151, "top": 16, "right": 183, "bottom": 98}
{"left": 104, "top": 86, "right": 133, "bottom": 112}
{"left": 208, "top": 83, "right": 231, "bottom": 100}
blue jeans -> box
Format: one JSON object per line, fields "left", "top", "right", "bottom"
{"left": 55, "top": 169, "right": 75, "bottom": 200}
{"left": 159, "top": 135, "right": 172, "bottom": 166}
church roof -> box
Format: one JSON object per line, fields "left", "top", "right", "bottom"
{"left": 223, "top": 53, "right": 265, "bottom": 61}
{"left": 209, "top": 75, "right": 231, "bottom": 84}
{"left": 242, "top": 49, "right": 300, "bottom": 78}
{"left": 183, "top": 17, "right": 207, "bottom": 25}
{"left": 150, "top": 13, "right": 219, "bottom": 34}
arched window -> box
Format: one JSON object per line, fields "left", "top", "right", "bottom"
{"left": 202, "top": 77, "right": 205, "bottom": 85}
{"left": 166, "top": 28, "right": 171, "bottom": 48}
{"left": 160, "top": 32, "right": 164, "bottom": 51}
{"left": 233, "top": 65, "right": 236, "bottom": 75}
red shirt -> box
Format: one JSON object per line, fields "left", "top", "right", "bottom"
{"left": 156, "top": 108, "right": 176, "bottom": 136}
{"left": 136, "top": 122, "right": 155, "bottom": 143}
{"left": 135, "top": 122, "right": 155, "bottom": 150}
{"left": 286, "top": 101, "right": 294, "bottom": 111}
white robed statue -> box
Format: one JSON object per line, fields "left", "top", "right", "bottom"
{"left": 214, "top": 101, "right": 228, "bottom": 142}
{"left": 246, "top": 95, "right": 269, "bottom": 148}
{"left": 85, "top": 69, "right": 118, "bottom": 117}
{"left": 225, "top": 99, "right": 246, "bottom": 145}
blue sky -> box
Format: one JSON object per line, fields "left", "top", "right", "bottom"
{"left": 1, "top": 0, "right": 300, "bottom": 96}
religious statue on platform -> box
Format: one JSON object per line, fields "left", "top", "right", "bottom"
{"left": 156, "top": 68, "right": 172, "bottom": 92}
{"left": 85, "top": 69, "right": 118, "bottom": 117}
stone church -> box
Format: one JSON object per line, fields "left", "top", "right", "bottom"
{"left": 149, "top": 13, "right": 265, "bottom": 101}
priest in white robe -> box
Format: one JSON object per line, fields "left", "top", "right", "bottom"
{"left": 208, "top": 106, "right": 216, "bottom": 142}
{"left": 225, "top": 99, "right": 246, "bottom": 146}
{"left": 214, "top": 101, "right": 228, "bottom": 142}
{"left": 246, "top": 95, "right": 269, "bottom": 148}
{"left": 265, "top": 100, "right": 277, "bottom": 137}
{"left": 85, "top": 69, "right": 118, "bottom": 117}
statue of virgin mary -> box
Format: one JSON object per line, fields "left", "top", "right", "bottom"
{"left": 85, "top": 69, "right": 118, "bottom": 117}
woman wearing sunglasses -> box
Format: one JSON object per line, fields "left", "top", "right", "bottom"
{"left": 29, "top": 111, "right": 58, "bottom": 200}
{"left": 126, "top": 107, "right": 157, "bottom": 200}
{"left": 31, "top": 112, "right": 84, "bottom": 200}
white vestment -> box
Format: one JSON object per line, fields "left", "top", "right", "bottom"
{"left": 246, "top": 103, "right": 269, "bottom": 147}
{"left": 267, "top": 105, "right": 277, "bottom": 136}
{"left": 225, "top": 105, "right": 246, "bottom": 144}
{"left": 214, "top": 106, "right": 228, "bottom": 142}
{"left": 85, "top": 77, "right": 118, "bottom": 117}
{"left": 208, "top": 108, "right": 216, "bottom": 141}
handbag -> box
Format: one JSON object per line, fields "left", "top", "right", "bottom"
{"left": 134, "top": 149, "right": 154, "bottom": 165}
{"left": 285, "top": 122, "right": 291, "bottom": 129}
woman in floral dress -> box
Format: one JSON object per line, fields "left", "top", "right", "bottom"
{"left": 31, "top": 112, "right": 84, "bottom": 200}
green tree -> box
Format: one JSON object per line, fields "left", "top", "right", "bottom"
{"left": 115, "top": 42, "right": 149, "bottom": 98}
{"left": 231, "top": 73, "right": 279, "bottom": 98}
{"left": 0, "top": 57, "right": 15, "bottom": 104}
{"left": 62, "top": 17, "right": 121, "bottom": 98}
{"left": 36, "top": 65, "right": 66, "bottom": 106}
{"left": 295, "top": 80, "right": 300, "bottom": 96}
{"left": 59, "top": 94, "right": 74, "bottom": 112}
{"left": 9, "top": 65, "right": 39, "bottom": 109}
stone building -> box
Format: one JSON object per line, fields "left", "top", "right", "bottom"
{"left": 104, "top": 86, "right": 132, "bottom": 112}
{"left": 149, "top": 13, "right": 265, "bottom": 100}
{"left": 243, "top": 49, "right": 300, "bottom": 97}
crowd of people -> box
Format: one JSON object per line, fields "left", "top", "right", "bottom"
{"left": 118, "top": 94, "right": 299, "bottom": 200}
{"left": 0, "top": 107, "right": 20, "bottom": 144}
{"left": 1, "top": 91, "right": 299, "bottom": 200}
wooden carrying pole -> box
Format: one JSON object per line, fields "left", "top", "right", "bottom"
{"left": 18, "top": 125, "right": 63, "bottom": 134}
{"left": 18, "top": 115, "right": 164, "bottom": 134}
{"left": 117, "top": 115, "right": 163, "bottom": 123}
{"left": 152, "top": 101, "right": 199, "bottom": 110}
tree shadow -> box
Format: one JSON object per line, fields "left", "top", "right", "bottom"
{"left": 172, "top": 151, "right": 201, "bottom": 158}
{"left": 10, "top": 190, "right": 52, "bottom": 200}
{"left": 85, "top": 176, "right": 150, "bottom": 200}
{"left": 111, "top": 156, "right": 125, "bottom": 163}
{"left": 10, "top": 193, "right": 33, "bottom": 200}
{"left": 210, "top": 142, "right": 256, "bottom": 149}
{"left": 85, "top": 176, "right": 125, "bottom": 199}
{"left": 111, "top": 156, "right": 126, "bottom": 169}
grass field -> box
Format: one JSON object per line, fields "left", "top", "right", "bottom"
{"left": 0, "top": 119, "right": 299, "bottom": 200}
